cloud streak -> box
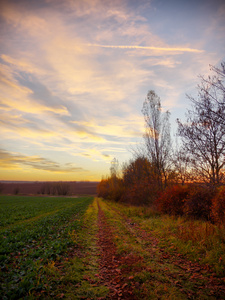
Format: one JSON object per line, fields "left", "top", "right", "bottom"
{"left": 86, "top": 43, "right": 205, "bottom": 53}
{"left": 0, "top": 149, "right": 86, "bottom": 173}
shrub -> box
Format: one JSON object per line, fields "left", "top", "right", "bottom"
{"left": 211, "top": 186, "right": 225, "bottom": 224}
{"left": 184, "top": 184, "right": 216, "bottom": 221}
{"left": 156, "top": 185, "right": 189, "bottom": 216}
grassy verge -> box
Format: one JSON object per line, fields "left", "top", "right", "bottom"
{"left": 97, "top": 198, "right": 225, "bottom": 299}
{"left": 105, "top": 199, "right": 225, "bottom": 275}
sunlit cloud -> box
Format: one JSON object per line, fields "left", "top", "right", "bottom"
{"left": 1, "top": 55, "right": 42, "bottom": 75}
{"left": 80, "top": 148, "right": 113, "bottom": 162}
{"left": 86, "top": 43, "right": 204, "bottom": 53}
{"left": 70, "top": 115, "right": 144, "bottom": 139}
{"left": 0, "top": 149, "right": 86, "bottom": 173}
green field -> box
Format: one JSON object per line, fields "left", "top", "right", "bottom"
{"left": 0, "top": 195, "right": 103, "bottom": 299}
{"left": 1, "top": 196, "right": 225, "bottom": 299}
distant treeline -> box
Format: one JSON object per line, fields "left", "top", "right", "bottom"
{"left": 0, "top": 181, "right": 99, "bottom": 196}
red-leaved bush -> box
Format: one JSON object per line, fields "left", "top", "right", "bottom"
{"left": 211, "top": 186, "right": 225, "bottom": 224}
{"left": 156, "top": 185, "right": 190, "bottom": 216}
{"left": 184, "top": 185, "right": 216, "bottom": 221}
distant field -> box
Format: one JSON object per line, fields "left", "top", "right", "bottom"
{"left": 0, "top": 181, "right": 99, "bottom": 195}
{"left": 0, "top": 195, "right": 95, "bottom": 299}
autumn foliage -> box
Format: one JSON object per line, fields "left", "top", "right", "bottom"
{"left": 184, "top": 185, "right": 216, "bottom": 221}
{"left": 121, "top": 157, "right": 159, "bottom": 206}
{"left": 156, "top": 185, "right": 189, "bottom": 216}
{"left": 97, "top": 177, "right": 124, "bottom": 202}
{"left": 98, "top": 165, "right": 225, "bottom": 224}
{"left": 156, "top": 184, "right": 225, "bottom": 224}
{"left": 211, "top": 186, "right": 225, "bottom": 224}
{"left": 97, "top": 157, "right": 161, "bottom": 206}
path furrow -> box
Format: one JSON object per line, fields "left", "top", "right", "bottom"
{"left": 97, "top": 201, "right": 140, "bottom": 299}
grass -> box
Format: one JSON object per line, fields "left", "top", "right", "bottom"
{"left": 97, "top": 198, "right": 225, "bottom": 299}
{"left": 105, "top": 199, "right": 225, "bottom": 275}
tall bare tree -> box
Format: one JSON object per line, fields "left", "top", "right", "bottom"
{"left": 192, "top": 62, "right": 225, "bottom": 125}
{"left": 142, "top": 90, "right": 171, "bottom": 189}
{"left": 110, "top": 157, "right": 119, "bottom": 178}
{"left": 177, "top": 63, "right": 225, "bottom": 184}
{"left": 172, "top": 145, "right": 193, "bottom": 185}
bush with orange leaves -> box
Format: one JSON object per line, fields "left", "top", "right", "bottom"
{"left": 156, "top": 185, "right": 190, "bottom": 216}
{"left": 211, "top": 186, "right": 225, "bottom": 224}
{"left": 184, "top": 184, "right": 216, "bottom": 221}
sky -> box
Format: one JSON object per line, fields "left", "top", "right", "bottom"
{"left": 0, "top": 0, "right": 225, "bottom": 182}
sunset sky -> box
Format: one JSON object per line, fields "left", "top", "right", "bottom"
{"left": 0, "top": 0, "right": 225, "bottom": 182}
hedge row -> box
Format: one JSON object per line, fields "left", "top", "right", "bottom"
{"left": 98, "top": 179, "right": 225, "bottom": 224}
{"left": 156, "top": 184, "right": 225, "bottom": 224}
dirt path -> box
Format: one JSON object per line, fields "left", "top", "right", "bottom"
{"left": 97, "top": 202, "right": 142, "bottom": 299}
{"left": 97, "top": 199, "right": 225, "bottom": 299}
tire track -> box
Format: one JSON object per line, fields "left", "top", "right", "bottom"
{"left": 97, "top": 200, "right": 140, "bottom": 299}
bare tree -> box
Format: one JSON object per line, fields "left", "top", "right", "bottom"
{"left": 172, "top": 146, "right": 192, "bottom": 185}
{"left": 110, "top": 157, "right": 119, "bottom": 178}
{"left": 142, "top": 90, "right": 171, "bottom": 189}
{"left": 193, "top": 62, "right": 225, "bottom": 125}
{"left": 202, "top": 62, "right": 225, "bottom": 97}
{"left": 177, "top": 63, "right": 225, "bottom": 184}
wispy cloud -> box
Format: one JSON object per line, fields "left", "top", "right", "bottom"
{"left": 79, "top": 148, "right": 113, "bottom": 162}
{"left": 86, "top": 43, "right": 205, "bottom": 53}
{"left": 0, "top": 149, "right": 86, "bottom": 173}
{"left": 70, "top": 115, "right": 144, "bottom": 140}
